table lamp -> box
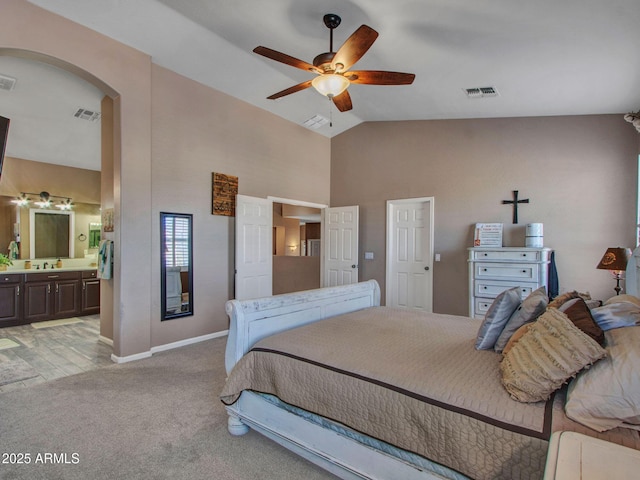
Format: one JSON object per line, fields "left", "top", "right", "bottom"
{"left": 596, "top": 247, "right": 631, "bottom": 295}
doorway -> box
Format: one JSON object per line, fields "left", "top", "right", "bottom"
{"left": 386, "top": 197, "right": 435, "bottom": 311}
{"left": 234, "top": 195, "right": 360, "bottom": 300}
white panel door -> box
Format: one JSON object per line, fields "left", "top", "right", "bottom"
{"left": 322, "top": 206, "right": 359, "bottom": 287}
{"left": 235, "top": 195, "right": 272, "bottom": 300}
{"left": 386, "top": 198, "right": 434, "bottom": 311}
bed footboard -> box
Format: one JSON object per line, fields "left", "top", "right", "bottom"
{"left": 224, "top": 280, "right": 381, "bottom": 374}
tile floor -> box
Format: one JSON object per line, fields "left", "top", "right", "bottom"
{"left": 0, "top": 315, "right": 113, "bottom": 392}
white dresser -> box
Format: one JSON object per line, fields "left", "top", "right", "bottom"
{"left": 468, "top": 247, "right": 552, "bottom": 319}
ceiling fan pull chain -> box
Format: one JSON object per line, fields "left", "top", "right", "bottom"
{"left": 329, "top": 97, "right": 333, "bottom": 127}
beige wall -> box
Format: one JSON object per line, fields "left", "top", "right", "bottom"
{"left": 331, "top": 115, "right": 639, "bottom": 315}
{"left": 273, "top": 256, "right": 321, "bottom": 294}
{"left": 149, "top": 65, "right": 330, "bottom": 347}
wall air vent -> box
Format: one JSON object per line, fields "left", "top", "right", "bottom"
{"left": 74, "top": 108, "right": 101, "bottom": 122}
{"left": 0, "top": 74, "right": 17, "bottom": 92}
{"left": 464, "top": 86, "right": 499, "bottom": 98}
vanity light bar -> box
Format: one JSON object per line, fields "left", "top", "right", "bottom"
{"left": 11, "top": 191, "right": 73, "bottom": 209}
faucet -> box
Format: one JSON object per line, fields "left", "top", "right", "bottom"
{"left": 43, "top": 262, "right": 48, "bottom": 269}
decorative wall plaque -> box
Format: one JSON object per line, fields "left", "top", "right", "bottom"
{"left": 102, "top": 208, "right": 114, "bottom": 232}
{"left": 212, "top": 172, "right": 238, "bottom": 216}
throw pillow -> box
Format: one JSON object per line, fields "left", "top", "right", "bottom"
{"left": 502, "top": 323, "right": 531, "bottom": 356}
{"left": 547, "top": 291, "right": 579, "bottom": 309}
{"left": 558, "top": 298, "right": 605, "bottom": 346}
{"left": 475, "top": 287, "right": 521, "bottom": 350}
{"left": 604, "top": 294, "right": 640, "bottom": 307}
{"left": 566, "top": 326, "right": 640, "bottom": 432}
{"left": 590, "top": 302, "right": 640, "bottom": 331}
{"left": 494, "top": 287, "right": 548, "bottom": 353}
{"left": 500, "top": 308, "right": 606, "bottom": 403}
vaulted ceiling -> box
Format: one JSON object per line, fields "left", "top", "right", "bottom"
{"left": 1, "top": 0, "right": 640, "bottom": 171}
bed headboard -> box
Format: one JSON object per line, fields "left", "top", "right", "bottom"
{"left": 626, "top": 246, "right": 640, "bottom": 297}
{"left": 224, "top": 280, "right": 381, "bottom": 373}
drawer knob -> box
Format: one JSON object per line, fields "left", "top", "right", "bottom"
{"left": 522, "top": 270, "right": 527, "bottom": 273}
{"left": 483, "top": 268, "right": 487, "bottom": 271}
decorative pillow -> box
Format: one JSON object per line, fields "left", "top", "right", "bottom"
{"left": 548, "top": 290, "right": 592, "bottom": 309}
{"left": 558, "top": 298, "right": 605, "bottom": 346}
{"left": 604, "top": 294, "right": 640, "bottom": 308}
{"left": 500, "top": 308, "right": 606, "bottom": 403}
{"left": 566, "top": 326, "right": 640, "bottom": 432}
{"left": 590, "top": 302, "right": 640, "bottom": 331}
{"left": 502, "top": 323, "right": 531, "bottom": 356}
{"left": 475, "top": 287, "right": 521, "bottom": 350}
{"left": 547, "top": 291, "right": 579, "bottom": 309}
{"left": 494, "top": 287, "right": 548, "bottom": 353}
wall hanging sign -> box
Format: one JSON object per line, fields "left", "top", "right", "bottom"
{"left": 474, "top": 223, "right": 503, "bottom": 247}
{"left": 102, "top": 208, "right": 114, "bottom": 232}
{"left": 212, "top": 172, "right": 238, "bottom": 216}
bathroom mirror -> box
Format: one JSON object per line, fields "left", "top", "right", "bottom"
{"left": 30, "top": 209, "right": 75, "bottom": 259}
{"left": 160, "top": 212, "right": 193, "bottom": 320}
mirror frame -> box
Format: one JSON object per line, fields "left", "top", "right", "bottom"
{"left": 160, "top": 212, "right": 193, "bottom": 321}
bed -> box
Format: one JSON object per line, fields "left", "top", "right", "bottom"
{"left": 220, "top": 280, "right": 640, "bottom": 480}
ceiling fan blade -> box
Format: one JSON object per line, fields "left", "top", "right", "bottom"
{"left": 332, "top": 90, "right": 353, "bottom": 112}
{"left": 331, "top": 25, "right": 378, "bottom": 73}
{"left": 266, "top": 80, "right": 314, "bottom": 100}
{"left": 345, "top": 70, "right": 416, "bottom": 85}
{"left": 253, "top": 46, "right": 322, "bottom": 74}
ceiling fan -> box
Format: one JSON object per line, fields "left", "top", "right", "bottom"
{"left": 253, "top": 14, "right": 416, "bottom": 112}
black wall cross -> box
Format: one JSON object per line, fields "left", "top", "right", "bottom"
{"left": 502, "top": 190, "right": 529, "bottom": 224}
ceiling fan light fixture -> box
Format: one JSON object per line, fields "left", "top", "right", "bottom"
{"left": 312, "top": 74, "right": 350, "bottom": 98}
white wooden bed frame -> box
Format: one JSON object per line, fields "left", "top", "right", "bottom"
{"left": 224, "top": 280, "right": 450, "bottom": 480}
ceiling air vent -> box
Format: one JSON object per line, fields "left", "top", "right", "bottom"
{"left": 74, "top": 108, "right": 101, "bottom": 122}
{"left": 0, "top": 73, "right": 17, "bottom": 92}
{"left": 303, "top": 114, "right": 329, "bottom": 129}
{"left": 464, "top": 86, "right": 499, "bottom": 98}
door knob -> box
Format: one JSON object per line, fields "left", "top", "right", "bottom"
{"left": 351, "top": 265, "right": 357, "bottom": 268}
{"left": 424, "top": 266, "right": 430, "bottom": 271}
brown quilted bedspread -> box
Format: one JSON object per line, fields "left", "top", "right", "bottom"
{"left": 220, "top": 306, "right": 640, "bottom": 480}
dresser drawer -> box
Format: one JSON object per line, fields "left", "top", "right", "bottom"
{"left": 475, "top": 298, "right": 494, "bottom": 317}
{"left": 474, "top": 262, "right": 539, "bottom": 282}
{"left": 474, "top": 279, "right": 535, "bottom": 299}
{"left": 472, "top": 249, "right": 541, "bottom": 262}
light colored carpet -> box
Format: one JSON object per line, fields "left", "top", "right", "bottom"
{"left": 0, "top": 358, "right": 39, "bottom": 385}
{"left": 0, "top": 336, "right": 338, "bottom": 480}
{"left": 0, "top": 338, "right": 21, "bottom": 350}
{"left": 31, "top": 318, "right": 84, "bottom": 329}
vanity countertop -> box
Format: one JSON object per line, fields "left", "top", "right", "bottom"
{"left": 2, "top": 266, "right": 98, "bottom": 274}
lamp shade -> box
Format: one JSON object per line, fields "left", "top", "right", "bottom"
{"left": 311, "top": 74, "right": 350, "bottom": 98}
{"left": 596, "top": 247, "right": 631, "bottom": 271}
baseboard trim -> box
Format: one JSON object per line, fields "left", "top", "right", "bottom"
{"left": 150, "top": 330, "right": 229, "bottom": 354}
{"left": 109, "top": 330, "right": 229, "bottom": 364}
{"left": 98, "top": 335, "right": 113, "bottom": 346}
{"left": 111, "top": 350, "right": 152, "bottom": 364}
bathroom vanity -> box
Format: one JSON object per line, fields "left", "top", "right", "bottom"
{"left": 0, "top": 268, "right": 99, "bottom": 328}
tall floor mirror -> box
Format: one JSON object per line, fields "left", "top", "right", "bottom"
{"left": 160, "top": 212, "right": 193, "bottom": 320}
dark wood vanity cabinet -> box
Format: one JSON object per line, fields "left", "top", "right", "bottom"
{"left": 23, "top": 271, "right": 82, "bottom": 323}
{"left": 0, "top": 269, "right": 99, "bottom": 327}
{"left": 81, "top": 270, "right": 100, "bottom": 314}
{"left": 0, "top": 274, "right": 23, "bottom": 327}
